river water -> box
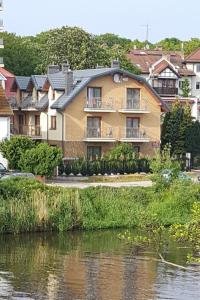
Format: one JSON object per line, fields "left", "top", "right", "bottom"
{"left": 0, "top": 230, "right": 199, "bottom": 300}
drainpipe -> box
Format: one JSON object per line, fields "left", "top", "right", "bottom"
{"left": 43, "top": 111, "right": 48, "bottom": 142}
{"left": 58, "top": 111, "right": 64, "bottom": 155}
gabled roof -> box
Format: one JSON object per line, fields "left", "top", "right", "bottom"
{"left": 51, "top": 67, "right": 168, "bottom": 112}
{"left": 0, "top": 67, "right": 15, "bottom": 78}
{"left": 35, "top": 93, "right": 49, "bottom": 111}
{"left": 127, "top": 49, "right": 184, "bottom": 74}
{"left": 13, "top": 76, "right": 30, "bottom": 91}
{"left": 152, "top": 60, "right": 180, "bottom": 77}
{"left": 30, "top": 75, "right": 47, "bottom": 91}
{"left": 0, "top": 84, "right": 13, "bottom": 116}
{"left": 185, "top": 48, "right": 200, "bottom": 63}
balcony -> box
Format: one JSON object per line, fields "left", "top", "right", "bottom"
{"left": 153, "top": 87, "right": 178, "bottom": 96}
{"left": 12, "top": 125, "right": 42, "bottom": 139}
{"left": 84, "top": 126, "right": 116, "bottom": 142}
{"left": 0, "top": 19, "right": 3, "bottom": 30}
{"left": 0, "top": 57, "right": 3, "bottom": 67}
{"left": 0, "top": 38, "right": 3, "bottom": 49}
{"left": 120, "top": 128, "right": 150, "bottom": 142}
{"left": 84, "top": 97, "right": 116, "bottom": 112}
{"left": 119, "top": 98, "right": 150, "bottom": 113}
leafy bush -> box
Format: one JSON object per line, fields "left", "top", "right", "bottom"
{"left": 19, "top": 143, "right": 62, "bottom": 177}
{"left": 0, "top": 136, "right": 35, "bottom": 170}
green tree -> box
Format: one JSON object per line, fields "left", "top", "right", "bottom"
{"left": 106, "top": 143, "right": 135, "bottom": 160}
{"left": 0, "top": 32, "right": 41, "bottom": 75}
{"left": 156, "top": 37, "right": 182, "bottom": 51}
{"left": 161, "top": 101, "right": 193, "bottom": 156}
{"left": 181, "top": 78, "right": 190, "bottom": 97}
{"left": 0, "top": 136, "right": 35, "bottom": 169}
{"left": 94, "top": 33, "right": 132, "bottom": 50}
{"left": 185, "top": 121, "right": 200, "bottom": 163}
{"left": 19, "top": 143, "right": 62, "bottom": 177}
{"left": 35, "top": 26, "right": 101, "bottom": 73}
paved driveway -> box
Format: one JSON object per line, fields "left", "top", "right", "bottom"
{"left": 47, "top": 181, "right": 152, "bottom": 189}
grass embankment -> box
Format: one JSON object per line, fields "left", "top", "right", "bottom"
{"left": 0, "top": 177, "right": 199, "bottom": 234}
{"left": 83, "top": 174, "right": 150, "bottom": 183}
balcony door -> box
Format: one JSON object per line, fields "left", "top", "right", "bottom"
{"left": 18, "top": 115, "right": 24, "bottom": 134}
{"left": 87, "top": 117, "right": 101, "bottom": 138}
{"left": 126, "top": 117, "right": 139, "bottom": 138}
{"left": 35, "top": 115, "right": 40, "bottom": 136}
{"left": 87, "top": 87, "right": 102, "bottom": 108}
{"left": 127, "top": 88, "right": 140, "bottom": 109}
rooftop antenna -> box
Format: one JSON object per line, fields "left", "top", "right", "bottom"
{"left": 141, "top": 24, "right": 150, "bottom": 42}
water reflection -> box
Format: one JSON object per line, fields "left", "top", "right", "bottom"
{"left": 0, "top": 231, "right": 199, "bottom": 300}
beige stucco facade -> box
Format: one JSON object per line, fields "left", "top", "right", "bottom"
{"left": 12, "top": 72, "right": 163, "bottom": 158}
{"left": 48, "top": 74, "right": 162, "bottom": 158}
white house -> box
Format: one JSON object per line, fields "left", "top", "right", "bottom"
{"left": 0, "top": 83, "right": 13, "bottom": 167}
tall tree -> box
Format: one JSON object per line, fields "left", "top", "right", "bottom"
{"left": 0, "top": 32, "right": 41, "bottom": 75}
{"left": 161, "top": 101, "right": 193, "bottom": 156}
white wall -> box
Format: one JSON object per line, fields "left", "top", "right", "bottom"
{"left": 0, "top": 117, "right": 10, "bottom": 167}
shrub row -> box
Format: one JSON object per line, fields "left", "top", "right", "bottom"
{"left": 59, "top": 158, "right": 150, "bottom": 176}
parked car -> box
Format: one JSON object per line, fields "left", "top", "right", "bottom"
{"left": 0, "top": 163, "right": 7, "bottom": 178}
{"left": 0, "top": 172, "right": 35, "bottom": 180}
{"left": 161, "top": 169, "right": 192, "bottom": 182}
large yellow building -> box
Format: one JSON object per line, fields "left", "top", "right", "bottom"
{"left": 11, "top": 62, "right": 167, "bottom": 158}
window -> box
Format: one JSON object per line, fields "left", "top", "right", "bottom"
{"left": 196, "top": 82, "right": 200, "bottom": 90}
{"left": 87, "top": 117, "right": 101, "bottom": 138}
{"left": 126, "top": 117, "right": 139, "bottom": 138}
{"left": 87, "top": 146, "right": 101, "bottom": 160}
{"left": 133, "top": 145, "right": 140, "bottom": 158}
{"left": 127, "top": 88, "right": 140, "bottom": 109}
{"left": 50, "top": 116, "right": 57, "bottom": 130}
{"left": 196, "top": 64, "right": 200, "bottom": 72}
{"left": 87, "top": 87, "right": 102, "bottom": 108}
{"left": 179, "top": 81, "right": 183, "bottom": 89}
{"left": 52, "top": 90, "right": 56, "bottom": 100}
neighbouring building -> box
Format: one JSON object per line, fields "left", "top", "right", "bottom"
{"left": 0, "top": 83, "right": 13, "bottom": 167}
{"left": 11, "top": 62, "right": 167, "bottom": 158}
{"left": 127, "top": 48, "right": 200, "bottom": 120}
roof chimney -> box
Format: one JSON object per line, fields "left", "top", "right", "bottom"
{"left": 62, "top": 63, "right": 73, "bottom": 95}
{"left": 47, "top": 65, "right": 60, "bottom": 74}
{"left": 111, "top": 59, "right": 120, "bottom": 69}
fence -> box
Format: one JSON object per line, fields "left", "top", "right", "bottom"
{"left": 59, "top": 158, "right": 150, "bottom": 176}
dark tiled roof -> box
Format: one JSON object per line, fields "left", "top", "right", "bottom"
{"left": 31, "top": 75, "right": 47, "bottom": 91}
{"left": 35, "top": 94, "right": 49, "bottom": 111}
{"left": 51, "top": 67, "right": 168, "bottom": 112}
{"left": 15, "top": 76, "right": 30, "bottom": 91}
{"left": 21, "top": 94, "right": 35, "bottom": 109}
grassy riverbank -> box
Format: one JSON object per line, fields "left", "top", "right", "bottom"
{"left": 0, "top": 177, "right": 199, "bottom": 234}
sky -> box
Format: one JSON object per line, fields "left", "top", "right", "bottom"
{"left": 2, "top": 0, "right": 200, "bottom": 42}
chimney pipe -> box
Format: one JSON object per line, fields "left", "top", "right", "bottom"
{"left": 62, "top": 63, "right": 73, "bottom": 95}
{"left": 47, "top": 65, "right": 60, "bottom": 74}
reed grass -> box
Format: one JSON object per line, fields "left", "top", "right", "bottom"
{"left": 0, "top": 178, "right": 199, "bottom": 234}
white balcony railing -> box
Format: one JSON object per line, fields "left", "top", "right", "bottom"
{"left": 84, "top": 97, "right": 115, "bottom": 112}
{"left": 119, "top": 98, "right": 149, "bottom": 113}
{"left": 85, "top": 126, "right": 115, "bottom": 141}
{"left": 120, "top": 127, "right": 150, "bottom": 142}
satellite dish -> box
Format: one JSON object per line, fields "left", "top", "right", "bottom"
{"left": 113, "top": 73, "right": 121, "bottom": 83}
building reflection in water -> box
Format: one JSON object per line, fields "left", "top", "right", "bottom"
{"left": 63, "top": 254, "right": 156, "bottom": 300}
